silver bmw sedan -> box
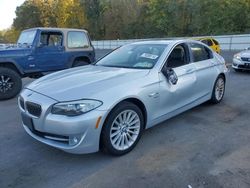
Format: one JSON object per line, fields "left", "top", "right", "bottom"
{"left": 18, "top": 40, "right": 228, "bottom": 155}
{"left": 232, "top": 48, "right": 250, "bottom": 72}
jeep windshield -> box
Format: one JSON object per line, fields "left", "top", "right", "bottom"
{"left": 17, "top": 30, "right": 36, "bottom": 46}
{"left": 95, "top": 43, "right": 167, "bottom": 69}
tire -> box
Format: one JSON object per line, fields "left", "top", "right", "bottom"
{"left": 210, "top": 75, "right": 225, "bottom": 104}
{"left": 0, "top": 67, "right": 22, "bottom": 100}
{"left": 101, "top": 102, "right": 144, "bottom": 156}
{"left": 72, "top": 60, "right": 89, "bottom": 67}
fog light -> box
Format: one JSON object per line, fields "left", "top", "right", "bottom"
{"left": 69, "top": 135, "right": 82, "bottom": 146}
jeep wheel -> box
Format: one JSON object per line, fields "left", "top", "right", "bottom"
{"left": 73, "top": 60, "right": 89, "bottom": 67}
{"left": 0, "top": 67, "right": 22, "bottom": 100}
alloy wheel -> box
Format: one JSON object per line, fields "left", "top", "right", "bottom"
{"left": 215, "top": 77, "right": 225, "bottom": 101}
{"left": 110, "top": 110, "right": 141, "bottom": 151}
{"left": 0, "top": 75, "right": 14, "bottom": 93}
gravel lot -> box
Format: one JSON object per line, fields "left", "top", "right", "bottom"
{"left": 1, "top": 50, "right": 250, "bottom": 188}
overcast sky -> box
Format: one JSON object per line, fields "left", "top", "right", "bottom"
{"left": 0, "top": 0, "right": 25, "bottom": 30}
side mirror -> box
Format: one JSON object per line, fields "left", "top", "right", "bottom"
{"left": 162, "top": 67, "right": 178, "bottom": 85}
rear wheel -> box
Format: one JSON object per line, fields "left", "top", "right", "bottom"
{"left": 210, "top": 75, "right": 225, "bottom": 104}
{"left": 0, "top": 67, "right": 22, "bottom": 100}
{"left": 101, "top": 102, "right": 144, "bottom": 156}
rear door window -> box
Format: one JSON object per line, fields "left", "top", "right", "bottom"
{"left": 67, "top": 31, "right": 89, "bottom": 48}
{"left": 190, "top": 43, "right": 213, "bottom": 62}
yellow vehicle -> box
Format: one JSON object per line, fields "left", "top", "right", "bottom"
{"left": 197, "top": 37, "right": 221, "bottom": 54}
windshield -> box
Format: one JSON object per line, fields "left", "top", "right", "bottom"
{"left": 96, "top": 44, "right": 167, "bottom": 69}
{"left": 17, "top": 30, "right": 36, "bottom": 45}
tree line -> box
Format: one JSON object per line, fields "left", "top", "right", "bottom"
{"left": 1, "top": 0, "right": 250, "bottom": 43}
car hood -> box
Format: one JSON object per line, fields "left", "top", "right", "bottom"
{"left": 239, "top": 50, "right": 250, "bottom": 57}
{"left": 0, "top": 46, "right": 32, "bottom": 56}
{"left": 26, "top": 65, "right": 150, "bottom": 101}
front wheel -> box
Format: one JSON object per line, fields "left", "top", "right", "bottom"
{"left": 210, "top": 75, "right": 225, "bottom": 104}
{"left": 0, "top": 67, "right": 22, "bottom": 100}
{"left": 101, "top": 102, "right": 144, "bottom": 156}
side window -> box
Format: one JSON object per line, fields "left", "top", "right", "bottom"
{"left": 67, "top": 31, "right": 89, "bottom": 48}
{"left": 166, "top": 44, "right": 189, "bottom": 68}
{"left": 40, "top": 32, "right": 63, "bottom": 47}
{"left": 212, "top": 39, "right": 219, "bottom": 45}
{"left": 190, "top": 43, "right": 213, "bottom": 62}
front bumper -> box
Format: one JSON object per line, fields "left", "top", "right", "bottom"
{"left": 232, "top": 58, "right": 250, "bottom": 70}
{"left": 18, "top": 89, "right": 108, "bottom": 154}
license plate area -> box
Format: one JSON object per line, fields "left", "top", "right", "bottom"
{"left": 245, "top": 63, "right": 250, "bottom": 67}
{"left": 21, "top": 113, "right": 34, "bottom": 131}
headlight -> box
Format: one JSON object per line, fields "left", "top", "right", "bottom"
{"left": 51, "top": 100, "right": 102, "bottom": 116}
{"left": 234, "top": 54, "right": 241, "bottom": 60}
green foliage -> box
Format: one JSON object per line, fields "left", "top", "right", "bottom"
{"left": 13, "top": 0, "right": 42, "bottom": 30}
{"left": 1, "top": 0, "right": 250, "bottom": 42}
{"left": 81, "top": 0, "right": 104, "bottom": 39}
{"left": 0, "top": 31, "right": 5, "bottom": 43}
{"left": 0, "top": 28, "right": 20, "bottom": 43}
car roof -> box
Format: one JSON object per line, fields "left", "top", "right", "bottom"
{"left": 131, "top": 40, "right": 173, "bottom": 45}
{"left": 22, "top": 27, "right": 88, "bottom": 33}
{"left": 128, "top": 39, "right": 202, "bottom": 46}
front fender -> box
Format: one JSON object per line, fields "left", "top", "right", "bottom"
{"left": 0, "top": 60, "right": 24, "bottom": 75}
